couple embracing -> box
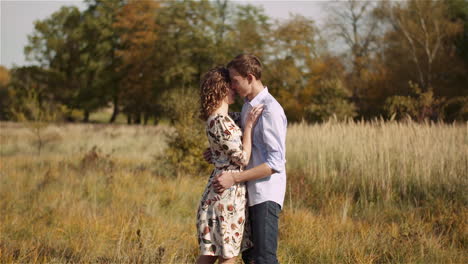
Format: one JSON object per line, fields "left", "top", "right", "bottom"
{"left": 196, "top": 54, "right": 287, "bottom": 264}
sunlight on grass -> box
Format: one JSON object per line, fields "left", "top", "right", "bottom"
{"left": 0, "top": 121, "right": 466, "bottom": 263}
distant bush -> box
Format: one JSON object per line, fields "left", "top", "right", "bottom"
{"left": 59, "top": 106, "right": 84, "bottom": 122}
{"left": 9, "top": 89, "right": 60, "bottom": 156}
{"left": 442, "top": 96, "right": 468, "bottom": 122}
{"left": 305, "top": 79, "right": 357, "bottom": 123}
{"left": 0, "top": 85, "right": 15, "bottom": 120}
{"left": 384, "top": 81, "right": 445, "bottom": 122}
{"left": 156, "top": 88, "right": 211, "bottom": 176}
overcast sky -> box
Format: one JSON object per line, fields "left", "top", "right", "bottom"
{"left": 1, "top": 0, "right": 329, "bottom": 69}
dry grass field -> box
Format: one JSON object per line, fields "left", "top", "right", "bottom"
{"left": 0, "top": 120, "right": 466, "bottom": 263}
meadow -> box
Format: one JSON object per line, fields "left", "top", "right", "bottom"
{"left": 0, "top": 120, "right": 466, "bottom": 263}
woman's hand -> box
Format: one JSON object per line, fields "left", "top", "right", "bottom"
{"left": 245, "top": 104, "right": 264, "bottom": 129}
{"left": 238, "top": 104, "right": 263, "bottom": 167}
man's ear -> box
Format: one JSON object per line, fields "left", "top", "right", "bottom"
{"left": 247, "top": 74, "right": 255, "bottom": 84}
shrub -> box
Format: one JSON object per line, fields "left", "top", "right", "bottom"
{"left": 384, "top": 81, "right": 445, "bottom": 122}
{"left": 0, "top": 85, "right": 15, "bottom": 120}
{"left": 305, "top": 78, "right": 357, "bottom": 123}
{"left": 442, "top": 96, "right": 468, "bottom": 122}
{"left": 156, "top": 88, "right": 210, "bottom": 176}
{"left": 10, "top": 89, "right": 58, "bottom": 156}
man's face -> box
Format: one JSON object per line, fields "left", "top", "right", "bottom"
{"left": 229, "top": 68, "right": 250, "bottom": 98}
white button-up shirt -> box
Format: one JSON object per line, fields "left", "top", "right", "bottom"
{"left": 241, "top": 87, "right": 287, "bottom": 208}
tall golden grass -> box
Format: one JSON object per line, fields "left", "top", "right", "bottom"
{"left": 0, "top": 120, "right": 466, "bottom": 263}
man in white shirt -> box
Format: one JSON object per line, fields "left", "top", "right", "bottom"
{"left": 213, "top": 54, "right": 287, "bottom": 264}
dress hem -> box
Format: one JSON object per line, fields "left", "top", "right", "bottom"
{"left": 199, "top": 252, "right": 239, "bottom": 259}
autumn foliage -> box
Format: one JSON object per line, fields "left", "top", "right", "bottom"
{"left": 1, "top": 0, "right": 466, "bottom": 124}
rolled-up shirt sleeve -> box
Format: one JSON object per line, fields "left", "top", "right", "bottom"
{"left": 260, "top": 106, "right": 286, "bottom": 173}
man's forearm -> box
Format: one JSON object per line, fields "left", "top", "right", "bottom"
{"left": 233, "top": 163, "right": 274, "bottom": 183}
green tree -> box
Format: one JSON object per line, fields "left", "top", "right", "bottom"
{"left": 155, "top": 0, "right": 222, "bottom": 86}
{"left": 6, "top": 66, "right": 59, "bottom": 120}
{"left": 81, "top": 0, "right": 126, "bottom": 123}
{"left": 265, "top": 15, "right": 326, "bottom": 122}
{"left": 25, "top": 6, "right": 83, "bottom": 111}
{"left": 24, "top": 6, "right": 112, "bottom": 122}
{"left": 24, "top": 2, "right": 128, "bottom": 122}
{"left": 227, "top": 4, "right": 271, "bottom": 58}
{"left": 305, "top": 78, "right": 357, "bottom": 123}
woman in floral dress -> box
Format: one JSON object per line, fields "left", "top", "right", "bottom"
{"left": 196, "top": 66, "right": 263, "bottom": 264}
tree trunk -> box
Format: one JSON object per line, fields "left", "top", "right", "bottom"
{"left": 83, "top": 110, "right": 90, "bottom": 123}
{"left": 109, "top": 96, "right": 119, "bottom": 123}
{"left": 127, "top": 114, "right": 132, "bottom": 124}
{"left": 153, "top": 114, "right": 159, "bottom": 125}
{"left": 135, "top": 113, "right": 141, "bottom": 124}
{"left": 143, "top": 112, "right": 149, "bottom": 125}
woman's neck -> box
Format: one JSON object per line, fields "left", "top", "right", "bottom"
{"left": 212, "top": 101, "right": 229, "bottom": 116}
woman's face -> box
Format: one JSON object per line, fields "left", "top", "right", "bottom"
{"left": 226, "top": 87, "right": 236, "bottom": 105}
{"left": 229, "top": 68, "right": 251, "bottom": 98}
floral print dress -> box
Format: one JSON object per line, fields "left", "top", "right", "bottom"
{"left": 196, "top": 113, "right": 253, "bottom": 258}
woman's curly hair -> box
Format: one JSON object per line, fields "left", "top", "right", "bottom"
{"left": 200, "top": 66, "right": 230, "bottom": 120}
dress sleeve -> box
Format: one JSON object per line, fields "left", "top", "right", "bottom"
{"left": 228, "top": 112, "right": 242, "bottom": 127}
{"left": 214, "top": 116, "right": 248, "bottom": 166}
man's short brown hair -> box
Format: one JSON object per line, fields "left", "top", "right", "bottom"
{"left": 227, "top": 54, "right": 262, "bottom": 80}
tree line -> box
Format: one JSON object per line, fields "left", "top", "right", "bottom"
{"left": 0, "top": 0, "right": 467, "bottom": 124}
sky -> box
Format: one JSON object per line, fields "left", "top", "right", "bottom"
{"left": 0, "top": 0, "right": 329, "bottom": 69}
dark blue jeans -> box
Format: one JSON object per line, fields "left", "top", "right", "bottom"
{"left": 242, "top": 201, "right": 281, "bottom": 264}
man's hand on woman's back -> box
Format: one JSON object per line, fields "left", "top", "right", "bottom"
{"left": 203, "top": 148, "right": 213, "bottom": 164}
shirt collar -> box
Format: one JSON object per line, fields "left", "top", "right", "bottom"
{"left": 245, "top": 87, "right": 269, "bottom": 107}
